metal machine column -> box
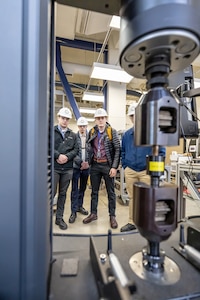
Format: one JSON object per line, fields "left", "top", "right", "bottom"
{"left": 0, "top": 0, "right": 52, "bottom": 299}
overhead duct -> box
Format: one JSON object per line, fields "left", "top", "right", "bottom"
{"left": 76, "top": 9, "right": 112, "bottom": 35}
{"left": 56, "top": 4, "right": 78, "bottom": 39}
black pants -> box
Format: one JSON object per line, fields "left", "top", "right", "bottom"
{"left": 54, "top": 169, "right": 73, "bottom": 219}
{"left": 70, "top": 168, "right": 90, "bottom": 213}
{"left": 90, "top": 162, "right": 116, "bottom": 216}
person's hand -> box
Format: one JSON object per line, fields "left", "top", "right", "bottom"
{"left": 80, "top": 161, "right": 89, "bottom": 170}
{"left": 109, "top": 168, "right": 117, "bottom": 177}
{"left": 56, "top": 154, "right": 68, "bottom": 164}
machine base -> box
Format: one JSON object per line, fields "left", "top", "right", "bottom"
{"left": 51, "top": 219, "right": 200, "bottom": 300}
{"left": 129, "top": 252, "right": 181, "bottom": 285}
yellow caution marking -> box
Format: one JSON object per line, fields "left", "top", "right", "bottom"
{"left": 149, "top": 161, "right": 164, "bottom": 172}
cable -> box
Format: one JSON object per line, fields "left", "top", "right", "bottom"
{"left": 174, "top": 86, "right": 200, "bottom": 122}
{"left": 84, "top": 27, "right": 112, "bottom": 94}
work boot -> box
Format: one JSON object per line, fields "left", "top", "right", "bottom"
{"left": 110, "top": 216, "right": 118, "bottom": 229}
{"left": 55, "top": 218, "right": 68, "bottom": 230}
{"left": 83, "top": 213, "right": 97, "bottom": 224}
{"left": 69, "top": 213, "right": 77, "bottom": 223}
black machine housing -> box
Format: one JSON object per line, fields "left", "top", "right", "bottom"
{"left": 168, "top": 66, "right": 199, "bottom": 139}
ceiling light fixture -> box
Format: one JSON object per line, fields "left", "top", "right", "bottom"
{"left": 90, "top": 62, "right": 133, "bottom": 84}
{"left": 109, "top": 15, "right": 120, "bottom": 29}
{"left": 79, "top": 108, "right": 97, "bottom": 114}
{"left": 82, "top": 91, "right": 104, "bottom": 102}
{"left": 194, "top": 78, "right": 200, "bottom": 88}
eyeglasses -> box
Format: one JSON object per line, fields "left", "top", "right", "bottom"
{"left": 79, "top": 125, "right": 86, "bottom": 127}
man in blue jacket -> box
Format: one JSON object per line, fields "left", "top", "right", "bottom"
{"left": 120, "top": 103, "right": 166, "bottom": 232}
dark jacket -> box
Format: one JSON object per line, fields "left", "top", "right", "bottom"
{"left": 54, "top": 125, "right": 79, "bottom": 171}
{"left": 73, "top": 131, "right": 90, "bottom": 169}
{"left": 88, "top": 123, "right": 121, "bottom": 169}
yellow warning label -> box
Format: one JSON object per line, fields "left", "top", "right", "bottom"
{"left": 149, "top": 161, "right": 164, "bottom": 172}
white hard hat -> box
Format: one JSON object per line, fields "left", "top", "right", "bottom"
{"left": 77, "top": 116, "right": 88, "bottom": 126}
{"left": 57, "top": 107, "right": 72, "bottom": 119}
{"left": 128, "top": 103, "right": 137, "bottom": 116}
{"left": 94, "top": 108, "right": 108, "bottom": 118}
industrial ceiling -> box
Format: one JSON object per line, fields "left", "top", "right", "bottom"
{"left": 55, "top": 4, "right": 200, "bottom": 120}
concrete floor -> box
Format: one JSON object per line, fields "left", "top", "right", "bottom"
{"left": 52, "top": 182, "right": 200, "bottom": 235}
{"left": 53, "top": 184, "right": 130, "bottom": 235}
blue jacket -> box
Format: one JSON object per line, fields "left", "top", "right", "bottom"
{"left": 121, "top": 128, "right": 166, "bottom": 172}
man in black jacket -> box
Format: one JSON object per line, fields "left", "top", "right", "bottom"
{"left": 54, "top": 107, "right": 79, "bottom": 230}
{"left": 83, "top": 108, "right": 120, "bottom": 229}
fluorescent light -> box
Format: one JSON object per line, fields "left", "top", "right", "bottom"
{"left": 90, "top": 62, "right": 133, "bottom": 84}
{"left": 194, "top": 78, "right": 200, "bottom": 88}
{"left": 86, "top": 118, "right": 95, "bottom": 122}
{"left": 82, "top": 92, "right": 104, "bottom": 102}
{"left": 79, "top": 108, "right": 96, "bottom": 114}
{"left": 109, "top": 15, "right": 120, "bottom": 29}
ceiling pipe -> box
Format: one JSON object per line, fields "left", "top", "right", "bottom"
{"left": 56, "top": 37, "right": 107, "bottom": 52}
{"left": 56, "top": 42, "right": 81, "bottom": 120}
{"left": 56, "top": 37, "right": 141, "bottom": 113}
{"left": 55, "top": 81, "right": 142, "bottom": 97}
{"left": 57, "top": 37, "right": 109, "bottom": 110}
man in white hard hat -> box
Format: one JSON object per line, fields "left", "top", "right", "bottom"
{"left": 54, "top": 107, "right": 79, "bottom": 230}
{"left": 69, "top": 117, "right": 90, "bottom": 224}
{"left": 83, "top": 108, "right": 120, "bottom": 229}
{"left": 120, "top": 103, "right": 166, "bottom": 232}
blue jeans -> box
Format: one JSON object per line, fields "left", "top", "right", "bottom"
{"left": 90, "top": 162, "right": 116, "bottom": 216}
{"left": 54, "top": 169, "right": 73, "bottom": 219}
{"left": 70, "top": 168, "right": 90, "bottom": 213}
